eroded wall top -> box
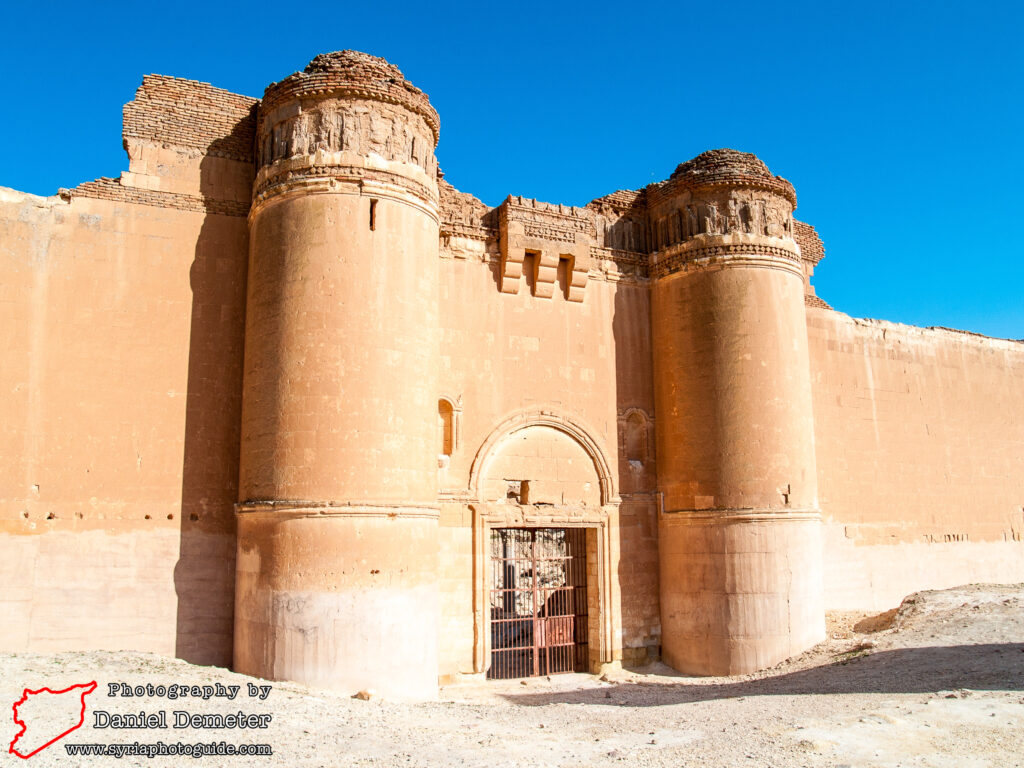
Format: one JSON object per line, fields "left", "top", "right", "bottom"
{"left": 64, "top": 75, "right": 258, "bottom": 218}
{"left": 123, "top": 74, "right": 258, "bottom": 161}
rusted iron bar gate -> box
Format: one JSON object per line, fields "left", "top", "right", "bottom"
{"left": 488, "top": 527, "right": 589, "bottom": 679}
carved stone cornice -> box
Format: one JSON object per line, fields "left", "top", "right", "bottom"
{"left": 650, "top": 236, "right": 802, "bottom": 279}
{"left": 250, "top": 177, "right": 438, "bottom": 228}
{"left": 440, "top": 222, "right": 494, "bottom": 242}
{"left": 650, "top": 174, "right": 797, "bottom": 209}
{"left": 497, "top": 196, "right": 595, "bottom": 301}
{"left": 235, "top": 500, "right": 440, "bottom": 520}
{"left": 659, "top": 507, "right": 821, "bottom": 525}
{"left": 589, "top": 246, "right": 649, "bottom": 283}
{"left": 252, "top": 158, "right": 439, "bottom": 218}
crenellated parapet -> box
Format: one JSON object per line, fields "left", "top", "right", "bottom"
{"left": 439, "top": 148, "right": 831, "bottom": 300}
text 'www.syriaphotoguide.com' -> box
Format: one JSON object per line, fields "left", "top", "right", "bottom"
{"left": 64, "top": 741, "right": 273, "bottom": 758}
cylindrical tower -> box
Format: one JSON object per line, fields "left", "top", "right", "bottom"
{"left": 650, "top": 150, "right": 824, "bottom": 675}
{"left": 234, "top": 52, "right": 441, "bottom": 698}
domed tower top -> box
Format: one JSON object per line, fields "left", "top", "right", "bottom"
{"left": 668, "top": 149, "right": 796, "bottom": 207}
{"left": 672, "top": 148, "right": 770, "bottom": 176}
{"left": 261, "top": 51, "right": 440, "bottom": 145}
{"left": 253, "top": 50, "right": 440, "bottom": 211}
{"left": 645, "top": 148, "right": 799, "bottom": 263}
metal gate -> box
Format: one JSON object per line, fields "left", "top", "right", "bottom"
{"left": 488, "top": 527, "right": 589, "bottom": 679}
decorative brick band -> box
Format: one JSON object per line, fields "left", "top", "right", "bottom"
{"left": 66, "top": 177, "right": 250, "bottom": 217}
{"left": 793, "top": 220, "right": 825, "bottom": 265}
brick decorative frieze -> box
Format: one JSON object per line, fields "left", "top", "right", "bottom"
{"left": 255, "top": 100, "right": 437, "bottom": 178}
{"left": 439, "top": 180, "right": 495, "bottom": 242}
{"left": 65, "top": 177, "right": 250, "bottom": 217}
{"left": 643, "top": 149, "right": 802, "bottom": 275}
{"left": 253, "top": 51, "right": 439, "bottom": 214}
{"left": 645, "top": 190, "right": 795, "bottom": 252}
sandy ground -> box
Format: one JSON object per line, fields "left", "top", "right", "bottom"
{"left": 3, "top": 584, "right": 1023, "bottom": 767}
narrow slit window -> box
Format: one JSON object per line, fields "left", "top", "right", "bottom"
{"left": 369, "top": 198, "right": 378, "bottom": 231}
{"left": 557, "top": 256, "right": 570, "bottom": 300}
{"left": 438, "top": 399, "right": 454, "bottom": 457}
{"left": 523, "top": 252, "right": 537, "bottom": 293}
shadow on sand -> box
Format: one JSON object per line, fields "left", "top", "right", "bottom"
{"left": 501, "top": 643, "right": 1024, "bottom": 706}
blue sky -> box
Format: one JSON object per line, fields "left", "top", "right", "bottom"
{"left": 2, "top": 1, "right": 1021, "bottom": 338}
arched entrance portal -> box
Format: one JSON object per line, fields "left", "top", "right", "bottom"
{"left": 466, "top": 410, "right": 621, "bottom": 679}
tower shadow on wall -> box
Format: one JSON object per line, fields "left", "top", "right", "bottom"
{"left": 174, "top": 115, "right": 256, "bottom": 667}
{"left": 610, "top": 231, "right": 665, "bottom": 670}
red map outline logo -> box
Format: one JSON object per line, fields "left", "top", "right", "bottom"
{"left": 9, "top": 681, "right": 97, "bottom": 759}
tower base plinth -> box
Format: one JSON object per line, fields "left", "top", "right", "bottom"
{"left": 659, "top": 511, "right": 824, "bottom": 676}
{"left": 234, "top": 509, "right": 439, "bottom": 700}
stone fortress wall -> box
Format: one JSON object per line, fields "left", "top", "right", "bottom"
{"left": 808, "top": 314, "right": 1024, "bottom": 609}
{"left": 0, "top": 51, "right": 1021, "bottom": 697}
{"left": 0, "top": 75, "right": 256, "bottom": 667}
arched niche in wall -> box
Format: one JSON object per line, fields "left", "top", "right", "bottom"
{"left": 619, "top": 407, "right": 652, "bottom": 463}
